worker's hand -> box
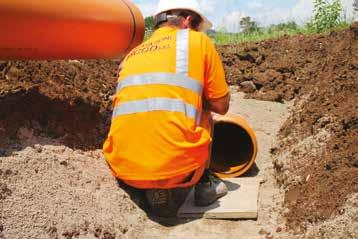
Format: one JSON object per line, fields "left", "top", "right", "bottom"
{"left": 201, "top": 99, "right": 220, "bottom": 122}
{"left": 211, "top": 113, "right": 221, "bottom": 122}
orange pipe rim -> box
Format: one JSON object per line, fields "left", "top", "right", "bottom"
{"left": 211, "top": 114, "right": 258, "bottom": 178}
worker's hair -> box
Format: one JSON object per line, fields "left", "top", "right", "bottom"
{"left": 154, "top": 10, "right": 202, "bottom": 31}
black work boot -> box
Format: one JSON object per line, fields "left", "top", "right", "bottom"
{"left": 194, "top": 170, "right": 228, "bottom": 207}
{"left": 145, "top": 189, "right": 177, "bottom": 217}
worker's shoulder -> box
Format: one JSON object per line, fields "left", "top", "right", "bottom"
{"left": 189, "top": 30, "right": 216, "bottom": 53}
{"left": 189, "top": 30, "right": 211, "bottom": 41}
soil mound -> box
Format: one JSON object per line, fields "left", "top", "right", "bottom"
{"left": 218, "top": 24, "right": 357, "bottom": 103}
{"left": 0, "top": 60, "right": 118, "bottom": 149}
{"left": 219, "top": 25, "right": 357, "bottom": 231}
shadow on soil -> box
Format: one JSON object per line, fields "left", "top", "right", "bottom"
{"left": 0, "top": 89, "right": 111, "bottom": 154}
{"left": 116, "top": 179, "right": 199, "bottom": 227}
{"left": 116, "top": 163, "right": 260, "bottom": 227}
{"left": 242, "top": 163, "right": 260, "bottom": 177}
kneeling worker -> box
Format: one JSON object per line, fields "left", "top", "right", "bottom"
{"left": 103, "top": 0, "right": 230, "bottom": 215}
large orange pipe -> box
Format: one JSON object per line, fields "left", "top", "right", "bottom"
{"left": 0, "top": 0, "right": 144, "bottom": 60}
{"left": 210, "top": 114, "right": 258, "bottom": 178}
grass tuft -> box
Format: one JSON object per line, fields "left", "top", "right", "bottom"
{"left": 209, "top": 21, "right": 351, "bottom": 45}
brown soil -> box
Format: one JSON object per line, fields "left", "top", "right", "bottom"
{"left": 219, "top": 23, "right": 358, "bottom": 232}
{"left": 0, "top": 23, "right": 357, "bottom": 237}
{"left": 0, "top": 60, "right": 118, "bottom": 149}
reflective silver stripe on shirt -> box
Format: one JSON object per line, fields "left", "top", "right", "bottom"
{"left": 113, "top": 29, "right": 201, "bottom": 123}
{"left": 112, "top": 98, "right": 199, "bottom": 120}
{"left": 176, "top": 29, "right": 189, "bottom": 74}
{"left": 116, "top": 73, "right": 203, "bottom": 94}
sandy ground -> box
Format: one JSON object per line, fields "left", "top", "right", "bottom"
{"left": 1, "top": 90, "right": 290, "bottom": 239}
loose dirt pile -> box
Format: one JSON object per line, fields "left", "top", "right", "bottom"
{"left": 219, "top": 23, "right": 357, "bottom": 234}
{"left": 0, "top": 60, "right": 118, "bottom": 149}
{"left": 0, "top": 24, "right": 357, "bottom": 238}
{"left": 1, "top": 91, "right": 288, "bottom": 239}
{"left": 1, "top": 142, "right": 151, "bottom": 239}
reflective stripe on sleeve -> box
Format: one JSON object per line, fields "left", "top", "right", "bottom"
{"left": 116, "top": 73, "right": 203, "bottom": 94}
{"left": 176, "top": 30, "right": 189, "bottom": 74}
{"left": 112, "top": 98, "right": 199, "bottom": 121}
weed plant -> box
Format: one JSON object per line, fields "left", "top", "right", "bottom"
{"left": 307, "top": 0, "right": 343, "bottom": 32}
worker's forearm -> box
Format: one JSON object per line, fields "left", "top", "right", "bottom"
{"left": 203, "top": 94, "right": 230, "bottom": 115}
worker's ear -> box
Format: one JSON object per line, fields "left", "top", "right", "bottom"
{"left": 182, "top": 15, "right": 193, "bottom": 29}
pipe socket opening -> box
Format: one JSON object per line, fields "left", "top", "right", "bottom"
{"left": 210, "top": 120, "right": 256, "bottom": 177}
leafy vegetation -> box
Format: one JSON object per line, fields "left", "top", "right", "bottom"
{"left": 240, "top": 16, "right": 260, "bottom": 34}
{"left": 144, "top": 16, "right": 155, "bottom": 39}
{"left": 210, "top": 0, "right": 352, "bottom": 44}
{"left": 143, "top": 0, "right": 353, "bottom": 44}
{"left": 209, "top": 24, "right": 299, "bottom": 45}
{"left": 307, "top": 0, "right": 343, "bottom": 32}
{"left": 354, "top": 0, "right": 358, "bottom": 11}
{"left": 144, "top": 16, "right": 155, "bottom": 32}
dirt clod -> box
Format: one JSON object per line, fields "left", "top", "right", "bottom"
{"left": 102, "top": 231, "right": 116, "bottom": 239}
{"left": 239, "top": 80, "right": 257, "bottom": 93}
{"left": 33, "top": 144, "right": 43, "bottom": 153}
{"left": 0, "top": 183, "right": 12, "bottom": 200}
{"left": 47, "top": 227, "right": 58, "bottom": 239}
{"left": 259, "top": 229, "right": 269, "bottom": 235}
{"left": 62, "top": 228, "right": 80, "bottom": 239}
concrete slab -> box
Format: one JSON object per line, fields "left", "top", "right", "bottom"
{"left": 177, "top": 178, "right": 260, "bottom": 219}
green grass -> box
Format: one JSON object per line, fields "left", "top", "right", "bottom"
{"left": 210, "top": 0, "right": 355, "bottom": 45}
{"left": 143, "top": 21, "right": 352, "bottom": 45}
{"left": 144, "top": 0, "right": 356, "bottom": 45}
{"left": 210, "top": 21, "right": 351, "bottom": 45}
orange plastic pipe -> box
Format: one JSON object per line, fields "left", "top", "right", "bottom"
{"left": 210, "top": 114, "right": 258, "bottom": 178}
{"left": 0, "top": 0, "right": 144, "bottom": 60}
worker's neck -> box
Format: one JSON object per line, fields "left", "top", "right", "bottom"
{"left": 160, "top": 23, "right": 183, "bottom": 30}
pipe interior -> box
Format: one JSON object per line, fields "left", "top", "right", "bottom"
{"left": 210, "top": 121, "right": 254, "bottom": 174}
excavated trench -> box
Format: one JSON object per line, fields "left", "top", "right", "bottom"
{"left": 0, "top": 88, "right": 110, "bottom": 150}
{"left": 218, "top": 24, "right": 357, "bottom": 235}
{"left": 0, "top": 59, "right": 118, "bottom": 151}
{"left": 0, "top": 88, "right": 258, "bottom": 178}
{"left": 0, "top": 24, "right": 357, "bottom": 238}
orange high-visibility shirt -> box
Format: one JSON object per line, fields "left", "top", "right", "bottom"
{"left": 103, "top": 26, "right": 229, "bottom": 181}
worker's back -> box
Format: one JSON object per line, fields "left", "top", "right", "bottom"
{"left": 103, "top": 26, "right": 228, "bottom": 183}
